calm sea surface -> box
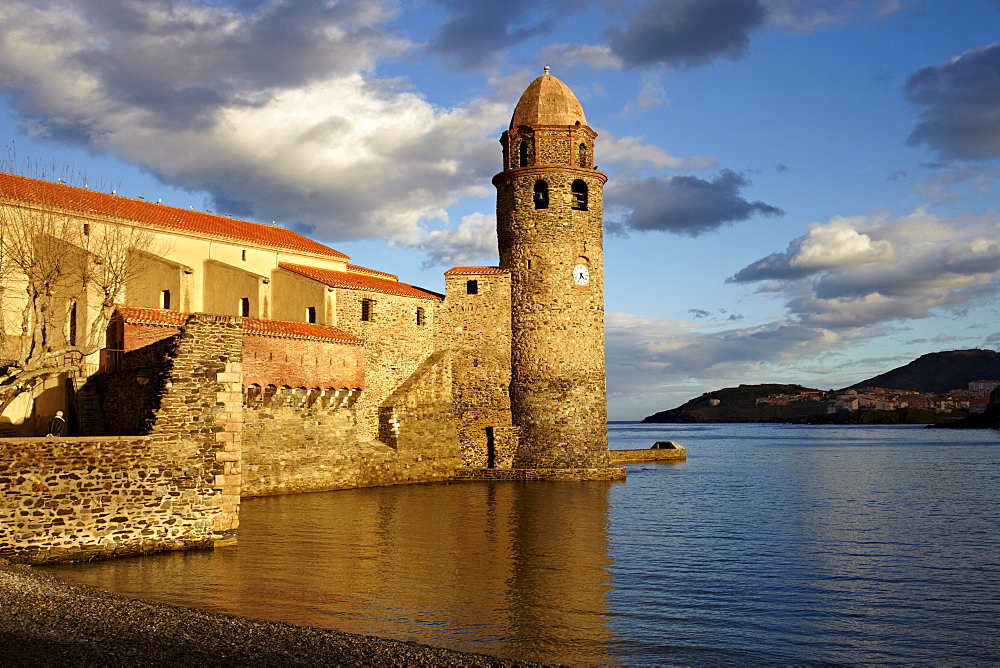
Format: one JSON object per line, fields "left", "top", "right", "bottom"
{"left": 48, "top": 423, "right": 1000, "bottom": 665}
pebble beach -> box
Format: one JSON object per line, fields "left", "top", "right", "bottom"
{"left": 0, "top": 559, "right": 531, "bottom": 666}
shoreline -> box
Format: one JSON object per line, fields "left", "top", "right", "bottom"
{"left": 0, "top": 559, "right": 534, "bottom": 666}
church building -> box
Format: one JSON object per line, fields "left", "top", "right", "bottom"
{"left": 0, "top": 70, "right": 625, "bottom": 489}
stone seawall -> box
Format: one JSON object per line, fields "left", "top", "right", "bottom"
{"left": 455, "top": 466, "right": 626, "bottom": 481}
{"left": 0, "top": 436, "right": 232, "bottom": 564}
{"left": 609, "top": 446, "right": 686, "bottom": 464}
{"left": 0, "top": 314, "right": 242, "bottom": 565}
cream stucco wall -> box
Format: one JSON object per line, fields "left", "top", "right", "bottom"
{"left": 130, "top": 227, "right": 349, "bottom": 316}
{"left": 203, "top": 259, "right": 268, "bottom": 318}
{"left": 270, "top": 267, "right": 330, "bottom": 324}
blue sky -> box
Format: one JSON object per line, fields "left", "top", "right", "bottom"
{"left": 1, "top": 0, "right": 998, "bottom": 419}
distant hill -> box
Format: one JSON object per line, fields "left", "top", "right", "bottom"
{"left": 846, "top": 349, "right": 1000, "bottom": 394}
{"left": 641, "top": 384, "right": 824, "bottom": 423}
{"left": 641, "top": 349, "right": 1000, "bottom": 424}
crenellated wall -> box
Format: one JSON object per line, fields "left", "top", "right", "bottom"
{"left": 241, "top": 352, "right": 463, "bottom": 497}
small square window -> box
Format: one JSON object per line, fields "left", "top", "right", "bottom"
{"left": 466, "top": 280, "right": 479, "bottom": 295}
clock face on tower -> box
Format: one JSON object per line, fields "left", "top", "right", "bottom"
{"left": 573, "top": 264, "right": 590, "bottom": 286}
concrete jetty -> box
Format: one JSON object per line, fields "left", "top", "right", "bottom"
{"left": 609, "top": 441, "right": 687, "bottom": 464}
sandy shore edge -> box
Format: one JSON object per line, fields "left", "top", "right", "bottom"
{"left": 0, "top": 559, "right": 534, "bottom": 666}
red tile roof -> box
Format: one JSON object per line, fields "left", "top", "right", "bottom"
{"left": 279, "top": 262, "right": 443, "bottom": 301}
{"left": 242, "top": 318, "right": 362, "bottom": 344}
{"left": 115, "top": 307, "right": 362, "bottom": 344}
{"left": 347, "top": 263, "right": 398, "bottom": 281}
{"left": 444, "top": 266, "right": 508, "bottom": 275}
{"left": 116, "top": 307, "right": 188, "bottom": 327}
{"left": 0, "top": 172, "right": 349, "bottom": 261}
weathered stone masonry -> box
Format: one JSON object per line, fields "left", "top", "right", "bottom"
{"left": 0, "top": 314, "right": 242, "bottom": 564}
{"left": 241, "top": 351, "right": 462, "bottom": 497}
{"left": 0, "top": 71, "right": 628, "bottom": 564}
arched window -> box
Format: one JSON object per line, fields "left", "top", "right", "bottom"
{"left": 533, "top": 180, "right": 549, "bottom": 209}
{"left": 579, "top": 143, "right": 588, "bottom": 168}
{"left": 571, "top": 179, "right": 588, "bottom": 211}
{"left": 518, "top": 140, "right": 530, "bottom": 168}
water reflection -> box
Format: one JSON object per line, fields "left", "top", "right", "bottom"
{"left": 50, "top": 480, "right": 618, "bottom": 665}
{"left": 48, "top": 424, "right": 1000, "bottom": 665}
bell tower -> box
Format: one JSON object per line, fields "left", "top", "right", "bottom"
{"left": 493, "top": 68, "right": 613, "bottom": 471}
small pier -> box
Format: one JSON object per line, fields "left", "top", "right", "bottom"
{"left": 610, "top": 441, "right": 686, "bottom": 464}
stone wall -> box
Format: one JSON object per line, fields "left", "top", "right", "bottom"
{"left": 0, "top": 313, "right": 243, "bottom": 564}
{"left": 0, "top": 436, "right": 232, "bottom": 564}
{"left": 94, "top": 335, "right": 177, "bottom": 435}
{"left": 241, "top": 387, "right": 361, "bottom": 496}
{"left": 147, "top": 314, "right": 243, "bottom": 539}
{"left": 333, "top": 287, "right": 439, "bottom": 441}
{"left": 241, "top": 353, "right": 462, "bottom": 496}
{"left": 438, "top": 269, "right": 518, "bottom": 468}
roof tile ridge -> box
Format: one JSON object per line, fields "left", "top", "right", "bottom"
{"left": 347, "top": 263, "right": 399, "bottom": 281}
{"left": 444, "top": 265, "right": 508, "bottom": 275}
{"left": 0, "top": 172, "right": 350, "bottom": 260}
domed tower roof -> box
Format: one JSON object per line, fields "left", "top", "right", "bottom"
{"left": 510, "top": 67, "right": 587, "bottom": 129}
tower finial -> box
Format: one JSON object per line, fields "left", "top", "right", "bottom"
{"left": 543, "top": 65, "right": 550, "bottom": 74}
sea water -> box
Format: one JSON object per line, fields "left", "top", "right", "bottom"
{"left": 47, "top": 423, "right": 1000, "bottom": 665}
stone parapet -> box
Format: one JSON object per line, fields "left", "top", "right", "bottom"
{"left": 1, "top": 313, "right": 245, "bottom": 564}
{"left": 242, "top": 351, "right": 463, "bottom": 497}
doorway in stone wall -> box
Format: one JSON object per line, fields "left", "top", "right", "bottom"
{"left": 486, "top": 427, "right": 496, "bottom": 469}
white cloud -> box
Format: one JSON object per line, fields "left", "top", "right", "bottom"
{"left": 395, "top": 212, "right": 499, "bottom": 268}
{"left": 731, "top": 216, "right": 895, "bottom": 280}
{"left": 731, "top": 210, "right": 1000, "bottom": 329}
{"left": 598, "top": 131, "right": 716, "bottom": 171}
{"left": 619, "top": 72, "right": 668, "bottom": 117}
{"left": 0, "top": 0, "right": 510, "bottom": 243}
{"left": 535, "top": 43, "right": 623, "bottom": 71}
{"left": 762, "top": 0, "right": 910, "bottom": 32}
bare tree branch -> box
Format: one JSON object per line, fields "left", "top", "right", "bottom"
{"left": 0, "top": 171, "right": 160, "bottom": 415}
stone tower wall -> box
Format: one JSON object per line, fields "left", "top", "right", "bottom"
{"left": 438, "top": 271, "right": 518, "bottom": 468}
{"left": 332, "top": 287, "right": 439, "bottom": 441}
{"left": 496, "top": 160, "right": 611, "bottom": 469}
